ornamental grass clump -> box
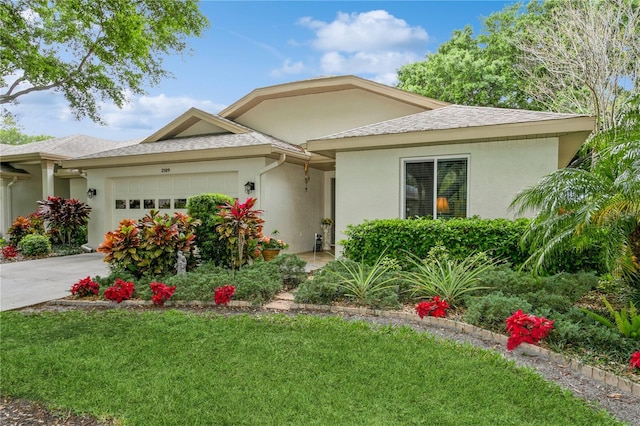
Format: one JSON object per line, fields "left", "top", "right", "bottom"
{"left": 150, "top": 282, "right": 176, "bottom": 306}
{"left": 505, "top": 310, "right": 554, "bottom": 351}
{"left": 70, "top": 276, "right": 100, "bottom": 297}
{"left": 415, "top": 296, "right": 450, "bottom": 318}
{"left": 329, "top": 254, "right": 398, "bottom": 306}
{"left": 104, "top": 278, "right": 135, "bottom": 303}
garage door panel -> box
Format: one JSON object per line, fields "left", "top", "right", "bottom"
{"left": 110, "top": 172, "right": 238, "bottom": 228}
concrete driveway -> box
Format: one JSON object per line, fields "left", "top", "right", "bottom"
{"left": 0, "top": 253, "right": 110, "bottom": 311}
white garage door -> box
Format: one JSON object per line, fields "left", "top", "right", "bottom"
{"left": 110, "top": 172, "right": 238, "bottom": 228}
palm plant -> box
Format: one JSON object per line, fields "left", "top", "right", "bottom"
{"left": 510, "top": 115, "right": 640, "bottom": 287}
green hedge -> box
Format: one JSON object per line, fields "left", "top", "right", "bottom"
{"left": 342, "top": 217, "right": 604, "bottom": 274}
{"left": 187, "top": 193, "right": 234, "bottom": 266}
{"left": 343, "top": 218, "right": 530, "bottom": 267}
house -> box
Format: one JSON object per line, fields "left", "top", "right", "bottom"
{"left": 8, "top": 76, "right": 594, "bottom": 253}
{"left": 0, "top": 135, "right": 141, "bottom": 236}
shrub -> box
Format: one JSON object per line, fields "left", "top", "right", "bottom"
{"left": 582, "top": 298, "right": 640, "bottom": 339}
{"left": 294, "top": 274, "right": 341, "bottom": 305}
{"left": 415, "top": 296, "right": 450, "bottom": 318}
{"left": 70, "top": 276, "right": 100, "bottom": 297}
{"left": 97, "top": 211, "right": 199, "bottom": 278}
{"left": 37, "top": 196, "right": 91, "bottom": 245}
{"left": 327, "top": 254, "right": 399, "bottom": 306}
{"left": 505, "top": 310, "right": 554, "bottom": 351}
{"left": 150, "top": 282, "right": 176, "bottom": 306}
{"left": 271, "top": 253, "right": 308, "bottom": 289}
{"left": 216, "top": 198, "right": 264, "bottom": 268}
{"left": 187, "top": 193, "right": 234, "bottom": 265}
{"left": 104, "top": 278, "right": 135, "bottom": 303}
{"left": 404, "top": 251, "right": 498, "bottom": 306}
{"left": 2, "top": 245, "right": 17, "bottom": 259}
{"left": 464, "top": 292, "right": 533, "bottom": 332}
{"left": 17, "top": 234, "right": 51, "bottom": 256}
{"left": 7, "top": 214, "right": 44, "bottom": 245}
{"left": 213, "top": 285, "right": 235, "bottom": 305}
{"left": 342, "top": 217, "right": 604, "bottom": 273}
{"left": 233, "top": 262, "right": 282, "bottom": 305}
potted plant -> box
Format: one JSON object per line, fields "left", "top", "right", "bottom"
{"left": 260, "top": 230, "right": 288, "bottom": 261}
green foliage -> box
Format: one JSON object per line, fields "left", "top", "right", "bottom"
{"left": 271, "top": 253, "right": 308, "bottom": 289}
{"left": 405, "top": 251, "right": 498, "bottom": 306}
{"left": 186, "top": 193, "right": 234, "bottom": 266}
{"left": 343, "top": 217, "right": 530, "bottom": 268}
{"left": 397, "top": 13, "right": 540, "bottom": 110}
{"left": 582, "top": 298, "right": 640, "bottom": 339}
{"left": 328, "top": 254, "right": 399, "bottom": 307}
{"left": 294, "top": 262, "right": 344, "bottom": 305}
{"left": 17, "top": 233, "right": 51, "bottom": 256}
{"left": 7, "top": 214, "right": 44, "bottom": 245}
{"left": 0, "top": 115, "right": 51, "bottom": 145}
{"left": 1, "top": 0, "right": 209, "bottom": 123}
{"left": 233, "top": 262, "right": 283, "bottom": 305}
{"left": 97, "top": 211, "right": 199, "bottom": 278}
{"left": 464, "top": 292, "right": 533, "bottom": 331}
{"left": 36, "top": 196, "right": 91, "bottom": 245}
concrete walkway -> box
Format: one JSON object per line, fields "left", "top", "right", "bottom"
{"left": 0, "top": 253, "right": 109, "bottom": 312}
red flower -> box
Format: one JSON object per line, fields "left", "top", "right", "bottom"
{"left": 214, "top": 285, "right": 235, "bottom": 305}
{"left": 630, "top": 351, "right": 640, "bottom": 370}
{"left": 506, "top": 310, "right": 554, "bottom": 351}
{"left": 150, "top": 282, "right": 176, "bottom": 306}
{"left": 2, "top": 245, "right": 18, "bottom": 259}
{"left": 104, "top": 278, "right": 135, "bottom": 303}
{"left": 415, "top": 296, "right": 450, "bottom": 319}
{"left": 70, "top": 276, "right": 100, "bottom": 297}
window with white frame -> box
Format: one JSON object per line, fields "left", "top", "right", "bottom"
{"left": 403, "top": 157, "right": 468, "bottom": 219}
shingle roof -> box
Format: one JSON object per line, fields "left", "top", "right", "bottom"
{"left": 0, "top": 134, "right": 136, "bottom": 158}
{"left": 73, "top": 132, "right": 306, "bottom": 160}
{"left": 313, "top": 105, "right": 589, "bottom": 140}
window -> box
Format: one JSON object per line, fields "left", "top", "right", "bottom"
{"left": 404, "top": 157, "right": 468, "bottom": 219}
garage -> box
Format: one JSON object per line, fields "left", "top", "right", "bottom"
{"left": 109, "top": 171, "right": 238, "bottom": 228}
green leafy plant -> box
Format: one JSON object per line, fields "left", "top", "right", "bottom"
{"left": 17, "top": 234, "right": 51, "bottom": 257}
{"left": 186, "top": 193, "right": 234, "bottom": 266}
{"left": 37, "top": 196, "right": 91, "bottom": 245}
{"left": 465, "top": 292, "right": 533, "bottom": 332}
{"left": 271, "top": 253, "right": 307, "bottom": 289}
{"left": 404, "top": 251, "right": 497, "bottom": 306}
{"left": 582, "top": 298, "right": 640, "bottom": 339}
{"left": 328, "top": 254, "right": 398, "bottom": 306}
{"left": 97, "top": 211, "right": 199, "bottom": 278}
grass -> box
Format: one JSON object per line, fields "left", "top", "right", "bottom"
{"left": 0, "top": 310, "right": 622, "bottom": 425}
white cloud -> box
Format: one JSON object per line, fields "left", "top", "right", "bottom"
{"left": 270, "top": 59, "right": 306, "bottom": 77}
{"left": 297, "top": 10, "right": 428, "bottom": 84}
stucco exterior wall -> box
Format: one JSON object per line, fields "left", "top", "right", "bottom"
{"left": 334, "top": 137, "right": 559, "bottom": 253}
{"left": 233, "top": 89, "right": 426, "bottom": 145}
{"left": 7, "top": 164, "right": 42, "bottom": 219}
{"left": 259, "top": 161, "right": 324, "bottom": 253}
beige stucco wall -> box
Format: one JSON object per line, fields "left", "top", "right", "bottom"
{"left": 6, "top": 164, "right": 42, "bottom": 220}
{"left": 84, "top": 157, "right": 323, "bottom": 254}
{"left": 334, "top": 137, "right": 559, "bottom": 253}
{"left": 233, "top": 89, "right": 426, "bottom": 145}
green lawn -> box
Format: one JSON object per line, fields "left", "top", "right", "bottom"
{"left": 0, "top": 310, "right": 621, "bottom": 425}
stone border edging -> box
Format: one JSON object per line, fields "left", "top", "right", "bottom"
{"left": 45, "top": 298, "right": 639, "bottom": 396}
{"left": 290, "top": 302, "right": 640, "bottom": 397}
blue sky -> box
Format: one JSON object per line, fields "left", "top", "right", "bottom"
{"left": 9, "top": 1, "right": 516, "bottom": 142}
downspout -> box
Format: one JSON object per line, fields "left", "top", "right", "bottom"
{"left": 6, "top": 176, "right": 17, "bottom": 236}
{"left": 255, "top": 153, "right": 286, "bottom": 210}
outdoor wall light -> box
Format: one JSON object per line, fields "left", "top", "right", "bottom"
{"left": 87, "top": 188, "right": 97, "bottom": 199}
{"left": 244, "top": 181, "right": 255, "bottom": 194}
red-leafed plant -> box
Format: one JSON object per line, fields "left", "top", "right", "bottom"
{"left": 104, "top": 278, "right": 135, "bottom": 303}
{"left": 216, "top": 198, "right": 264, "bottom": 268}
{"left": 150, "top": 282, "right": 177, "bottom": 306}
{"left": 631, "top": 351, "right": 640, "bottom": 371}
{"left": 98, "top": 211, "right": 199, "bottom": 278}
{"left": 214, "top": 285, "right": 235, "bottom": 305}
{"left": 415, "top": 295, "right": 450, "bottom": 318}
{"left": 2, "top": 245, "right": 18, "bottom": 259}
{"left": 505, "top": 310, "right": 554, "bottom": 351}
{"left": 70, "top": 276, "right": 100, "bottom": 297}
{"left": 37, "top": 196, "right": 91, "bottom": 245}
{"left": 7, "top": 214, "right": 44, "bottom": 245}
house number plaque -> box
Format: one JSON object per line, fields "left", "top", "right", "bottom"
{"left": 161, "top": 168, "right": 171, "bottom": 173}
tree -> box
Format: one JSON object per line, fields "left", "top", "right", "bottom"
{"left": 510, "top": 108, "right": 640, "bottom": 291}
{"left": 515, "top": 0, "right": 640, "bottom": 132}
{"left": 397, "top": 4, "right": 544, "bottom": 110}
{"left": 0, "top": 114, "right": 51, "bottom": 145}
{"left": 1, "top": 0, "right": 209, "bottom": 123}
